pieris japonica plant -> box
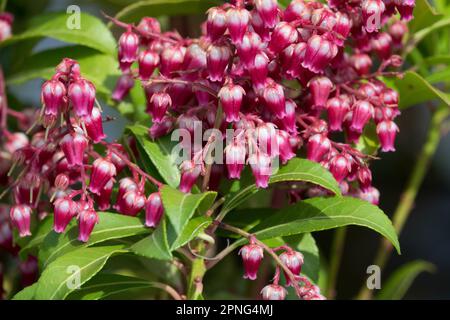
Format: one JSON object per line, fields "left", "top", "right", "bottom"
{"left": 1, "top": 0, "right": 446, "bottom": 301}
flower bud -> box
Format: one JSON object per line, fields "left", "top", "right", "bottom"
{"left": 116, "top": 178, "right": 138, "bottom": 200}
{"left": 309, "top": 76, "right": 333, "bottom": 109}
{"left": 138, "top": 50, "right": 160, "bottom": 80}
{"left": 54, "top": 173, "right": 70, "bottom": 190}
{"left": 261, "top": 284, "right": 287, "bottom": 300}
{"left": 207, "top": 44, "right": 231, "bottom": 82}
{"left": 118, "top": 30, "right": 139, "bottom": 64}
{"left": 357, "top": 166, "right": 372, "bottom": 192}
{"left": 371, "top": 32, "right": 392, "bottom": 60}
{"left": 277, "top": 131, "right": 296, "bottom": 164}
{"left": 88, "top": 158, "right": 117, "bottom": 195}
{"left": 302, "top": 34, "right": 338, "bottom": 74}
{"left": 262, "top": 79, "right": 286, "bottom": 118}
{"left": 307, "top": 134, "right": 331, "bottom": 162}
{"left": 53, "top": 197, "right": 78, "bottom": 233}
{"left": 256, "top": 122, "right": 278, "bottom": 157}
{"left": 251, "top": 11, "right": 271, "bottom": 41}
{"left": 329, "top": 154, "right": 351, "bottom": 182}
{"left": 145, "top": 192, "right": 164, "bottom": 227}
{"left": 254, "top": 0, "right": 279, "bottom": 28}
{"left": 389, "top": 20, "right": 408, "bottom": 48}
{"left": 0, "top": 13, "right": 13, "bottom": 41}
{"left": 96, "top": 179, "right": 114, "bottom": 211}
{"left": 224, "top": 140, "right": 246, "bottom": 179}
{"left": 160, "top": 46, "right": 186, "bottom": 76}
{"left": 60, "top": 130, "right": 88, "bottom": 168}
{"left": 183, "top": 44, "right": 207, "bottom": 70}
{"left": 397, "top": 0, "right": 415, "bottom": 21}
{"left": 68, "top": 77, "right": 96, "bottom": 118}
{"left": 78, "top": 207, "right": 98, "bottom": 242}
{"left": 326, "top": 96, "right": 350, "bottom": 131}
{"left": 249, "top": 52, "right": 269, "bottom": 89}
{"left": 236, "top": 31, "right": 262, "bottom": 66}
{"left": 350, "top": 100, "right": 374, "bottom": 133}
{"left": 279, "top": 250, "right": 304, "bottom": 286}
{"left": 248, "top": 151, "right": 272, "bottom": 188}
{"left": 357, "top": 186, "right": 380, "bottom": 205}
{"left": 226, "top": 7, "right": 251, "bottom": 44}
{"left": 150, "top": 93, "right": 172, "bottom": 123}
{"left": 239, "top": 243, "right": 264, "bottom": 280}
{"left": 282, "top": 99, "right": 297, "bottom": 134}
{"left": 114, "top": 189, "right": 146, "bottom": 216}
{"left": 206, "top": 7, "right": 227, "bottom": 41}
{"left": 376, "top": 120, "right": 398, "bottom": 152}
{"left": 333, "top": 12, "right": 351, "bottom": 46}
{"left": 112, "top": 74, "right": 134, "bottom": 102}
{"left": 149, "top": 116, "right": 175, "bottom": 139}
{"left": 362, "top": 0, "right": 385, "bottom": 33}
{"left": 218, "top": 82, "right": 245, "bottom": 122}
{"left": 349, "top": 53, "right": 373, "bottom": 76}
{"left": 179, "top": 160, "right": 202, "bottom": 193}
{"left": 10, "top": 205, "right": 32, "bottom": 237}
{"left": 268, "top": 22, "right": 298, "bottom": 54}
{"left": 284, "top": 0, "right": 309, "bottom": 22}
{"left": 41, "top": 79, "right": 66, "bottom": 117}
{"left": 85, "top": 107, "right": 106, "bottom": 143}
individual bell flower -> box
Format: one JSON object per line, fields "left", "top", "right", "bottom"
{"left": 248, "top": 52, "right": 269, "bottom": 89}
{"left": 149, "top": 116, "right": 175, "bottom": 139}
{"left": 326, "top": 96, "right": 350, "bottom": 132}
{"left": 138, "top": 50, "right": 160, "bottom": 81}
{"left": 371, "top": 32, "right": 392, "bottom": 60}
{"left": 333, "top": 12, "right": 351, "bottom": 46}
{"left": 276, "top": 130, "right": 296, "bottom": 164}
{"left": 254, "top": 0, "right": 279, "bottom": 28}
{"left": 396, "top": 0, "right": 415, "bottom": 21}
{"left": 262, "top": 78, "right": 286, "bottom": 118}
{"left": 261, "top": 284, "right": 287, "bottom": 300}
{"left": 41, "top": 78, "right": 66, "bottom": 117}
{"left": 77, "top": 206, "right": 98, "bottom": 242}
{"left": 389, "top": 20, "right": 408, "bottom": 48}
{"left": 95, "top": 179, "right": 114, "bottom": 211}
{"left": 350, "top": 100, "right": 374, "bottom": 133}
{"left": 256, "top": 122, "right": 278, "bottom": 157}
{"left": 376, "top": 120, "right": 399, "bottom": 152}
{"left": 179, "top": 160, "right": 202, "bottom": 193}
{"left": 357, "top": 186, "right": 380, "bottom": 205}
{"left": 53, "top": 197, "right": 78, "bottom": 233}
{"left": 226, "top": 6, "right": 251, "bottom": 44}
{"left": 302, "top": 34, "right": 338, "bottom": 74}
{"left": 145, "top": 192, "right": 164, "bottom": 227}
{"left": 306, "top": 134, "right": 331, "bottom": 162}
{"left": 218, "top": 82, "right": 245, "bottom": 123}
{"left": 284, "top": 0, "right": 309, "bottom": 22}
{"left": 206, "top": 7, "right": 227, "bottom": 42}
{"left": 114, "top": 189, "right": 146, "bottom": 216}
{"left": 224, "top": 140, "right": 246, "bottom": 179}
{"left": 207, "top": 44, "right": 231, "bottom": 82}
{"left": 183, "top": 44, "right": 207, "bottom": 71}
{"left": 85, "top": 107, "right": 106, "bottom": 143}
{"left": 381, "top": 88, "right": 399, "bottom": 108}
{"left": 251, "top": 10, "right": 271, "bottom": 41}
{"left": 279, "top": 250, "right": 304, "bottom": 286}
{"left": 112, "top": 74, "right": 135, "bottom": 102}
{"left": 160, "top": 45, "right": 186, "bottom": 76}
{"left": 236, "top": 31, "right": 262, "bottom": 67}
{"left": 357, "top": 166, "right": 372, "bottom": 192}
{"left": 248, "top": 151, "right": 272, "bottom": 188}
{"left": 239, "top": 243, "right": 264, "bottom": 280}
{"left": 116, "top": 178, "right": 138, "bottom": 201}
{"left": 88, "top": 158, "right": 117, "bottom": 195}
{"left": 282, "top": 99, "right": 297, "bottom": 134}
{"left": 68, "top": 77, "right": 96, "bottom": 118}
{"left": 0, "top": 12, "right": 13, "bottom": 42}
{"left": 107, "top": 146, "right": 129, "bottom": 174}
{"left": 60, "top": 129, "right": 88, "bottom": 168}
{"left": 362, "top": 0, "right": 385, "bottom": 33}
{"left": 9, "top": 205, "right": 32, "bottom": 238}
{"left": 268, "top": 22, "right": 298, "bottom": 54}
{"left": 329, "top": 154, "right": 352, "bottom": 182}
{"left": 150, "top": 92, "right": 172, "bottom": 123}
{"left": 54, "top": 173, "right": 70, "bottom": 191}
{"left": 308, "top": 76, "right": 333, "bottom": 109}
{"left": 118, "top": 29, "right": 139, "bottom": 63}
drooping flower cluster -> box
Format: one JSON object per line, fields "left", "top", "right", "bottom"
{"left": 0, "top": 59, "right": 165, "bottom": 243}
{"left": 110, "top": 0, "right": 409, "bottom": 206}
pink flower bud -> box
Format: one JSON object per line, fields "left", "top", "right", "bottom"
{"left": 145, "top": 192, "right": 164, "bottom": 227}
{"left": 53, "top": 197, "right": 78, "bottom": 233}
{"left": 150, "top": 93, "right": 172, "bottom": 123}
{"left": 362, "top": 0, "right": 385, "bottom": 33}
{"left": 249, "top": 52, "right": 269, "bottom": 89}
{"left": 4, "top": 132, "right": 29, "bottom": 154}
{"left": 108, "top": 146, "right": 128, "bottom": 173}
{"left": 376, "top": 120, "right": 398, "bottom": 152}
{"left": 137, "top": 17, "right": 161, "bottom": 34}
{"left": 179, "top": 160, "right": 202, "bottom": 193}
{"left": 371, "top": 32, "right": 392, "bottom": 60}
{"left": 349, "top": 53, "right": 373, "bottom": 76}
{"left": 226, "top": 6, "right": 251, "bottom": 44}
{"left": 251, "top": 10, "right": 271, "bottom": 41}
{"left": 279, "top": 250, "right": 304, "bottom": 286}
{"left": 254, "top": 0, "right": 279, "bottom": 28}
{"left": 350, "top": 100, "right": 374, "bottom": 133}
{"left": 309, "top": 76, "right": 333, "bottom": 109}
{"left": 95, "top": 179, "right": 114, "bottom": 211}
{"left": 207, "top": 44, "right": 231, "bottom": 82}
{"left": 116, "top": 178, "right": 138, "bottom": 200}
{"left": 268, "top": 22, "right": 298, "bottom": 54}
{"left": 389, "top": 20, "right": 407, "bottom": 48}
{"left": 114, "top": 189, "right": 146, "bottom": 216}
{"left": 60, "top": 130, "right": 88, "bottom": 168}
{"left": 118, "top": 30, "right": 139, "bottom": 63}
{"left": 329, "top": 154, "right": 351, "bottom": 182}
{"left": 218, "top": 82, "right": 245, "bottom": 122}
{"left": 357, "top": 186, "right": 380, "bottom": 205}
{"left": 183, "top": 44, "right": 207, "bottom": 71}
{"left": 78, "top": 207, "right": 98, "bottom": 242}
{"left": 381, "top": 88, "right": 399, "bottom": 107}
{"left": 284, "top": 42, "right": 307, "bottom": 78}
{"left": 160, "top": 46, "right": 186, "bottom": 76}
{"left": 302, "top": 34, "right": 338, "bottom": 74}
{"left": 326, "top": 96, "right": 350, "bottom": 131}
{"left": 277, "top": 131, "right": 296, "bottom": 164}
{"left": 256, "top": 122, "right": 278, "bottom": 157}
{"left": 85, "top": 107, "right": 106, "bottom": 143}
{"left": 0, "top": 13, "right": 13, "bottom": 41}
{"left": 236, "top": 31, "right": 262, "bottom": 66}
{"left": 10, "top": 205, "right": 32, "bottom": 237}
{"left": 281, "top": 99, "right": 297, "bottom": 133}
{"left": 112, "top": 74, "right": 134, "bottom": 102}
{"left": 68, "top": 77, "right": 96, "bottom": 118}
{"left": 248, "top": 151, "right": 272, "bottom": 188}
{"left": 88, "top": 158, "right": 117, "bottom": 195}
{"left": 206, "top": 7, "right": 227, "bottom": 41}
{"left": 41, "top": 79, "right": 66, "bottom": 117}
{"left": 396, "top": 0, "right": 415, "bottom": 21}
{"left": 307, "top": 134, "right": 331, "bottom": 162}
{"left": 149, "top": 116, "right": 175, "bottom": 139}
{"left": 333, "top": 12, "right": 351, "bottom": 46}
{"left": 261, "top": 284, "right": 287, "bottom": 300}
{"left": 54, "top": 173, "right": 70, "bottom": 190}
{"left": 357, "top": 167, "right": 372, "bottom": 192}
{"left": 224, "top": 140, "right": 246, "bottom": 179}
{"left": 138, "top": 50, "right": 159, "bottom": 80}
{"left": 239, "top": 243, "right": 264, "bottom": 280}
{"left": 262, "top": 79, "right": 286, "bottom": 118}
{"left": 284, "top": 0, "right": 309, "bottom": 22}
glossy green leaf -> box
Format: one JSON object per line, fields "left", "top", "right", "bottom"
{"left": 426, "top": 67, "right": 450, "bottom": 84}
{"left": 356, "top": 123, "right": 380, "bottom": 156}
{"left": 234, "top": 196, "right": 400, "bottom": 254}
{"left": 67, "top": 274, "right": 155, "bottom": 300}
{"left": 220, "top": 158, "right": 341, "bottom": 217}
{"left": 12, "top": 283, "right": 38, "bottom": 300}
{"left": 131, "top": 217, "right": 173, "bottom": 260}
{"left": 0, "top": 12, "right": 116, "bottom": 55}
{"left": 376, "top": 260, "right": 435, "bottom": 300}
{"left": 409, "top": 0, "right": 443, "bottom": 33}
{"left": 39, "top": 212, "right": 149, "bottom": 269}
{"left": 127, "top": 125, "right": 181, "bottom": 188}
{"left": 19, "top": 217, "right": 53, "bottom": 259}
{"left": 170, "top": 215, "right": 212, "bottom": 250}
{"left": 34, "top": 245, "right": 127, "bottom": 300}
{"left": 395, "top": 71, "right": 450, "bottom": 109}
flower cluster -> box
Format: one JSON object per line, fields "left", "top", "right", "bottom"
{"left": 110, "top": 0, "right": 409, "bottom": 204}
{"left": 0, "top": 59, "right": 165, "bottom": 242}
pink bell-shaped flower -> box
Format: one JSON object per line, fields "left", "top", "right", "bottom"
{"left": 239, "top": 243, "right": 264, "bottom": 280}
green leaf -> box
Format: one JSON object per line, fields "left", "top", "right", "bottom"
{"left": 111, "top": 0, "right": 221, "bottom": 25}
{"left": 6, "top": 46, "right": 119, "bottom": 95}
{"left": 12, "top": 283, "right": 38, "bottom": 300}
{"left": 34, "top": 245, "right": 127, "bottom": 300}
{"left": 355, "top": 123, "right": 380, "bottom": 155}
{"left": 409, "top": 0, "right": 443, "bottom": 33}
{"left": 66, "top": 274, "right": 155, "bottom": 300}
{"left": 131, "top": 217, "right": 173, "bottom": 260}
{"left": 395, "top": 71, "right": 450, "bottom": 109}
{"left": 39, "top": 212, "right": 149, "bottom": 269}
{"left": 426, "top": 67, "right": 450, "bottom": 84}
{"left": 0, "top": 12, "right": 116, "bottom": 55}
{"left": 127, "top": 124, "right": 181, "bottom": 188}
{"left": 376, "top": 261, "right": 435, "bottom": 300}
{"left": 220, "top": 158, "right": 341, "bottom": 217}
{"left": 160, "top": 185, "right": 216, "bottom": 249}
{"left": 19, "top": 217, "right": 53, "bottom": 259}
{"left": 412, "top": 18, "right": 450, "bottom": 48}
{"left": 423, "top": 55, "right": 450, "bottom": 66}
{"left": 171, "top": 215, "right": 212, "bottom": 249}
{"left": 236, "top": 196, "right": 400, "bottom": 254}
